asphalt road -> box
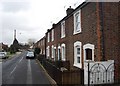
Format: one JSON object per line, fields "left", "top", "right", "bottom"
{"left": 2, "top": 51, "right": 51, "bottom": 86}
{"left": 0, "top": 62, "right": 2, "bottom": 86}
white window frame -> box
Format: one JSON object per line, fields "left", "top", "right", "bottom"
{"left": 38, "top": 42, "right": 40, "bottom": 47}
{"left": 73, "top": 10, "right": 81, "bottom": 35}
{"left": 61, "top": 43, "right": 66, "bottom": 61}
{"left": 51, "top": 45, "right": 54, "bottom": 59}
{"left": 52, "top": 29, "right": 54, "bottom": 41}
{"left": 42, "top": 40, "right": 44, "bottom": 45}
{"left": 43, "top": 49, "right": 45, "bottom": 55}
{"left": 58, "top": 46, "right": 61, "bottom": 60}
{"left": 46, "top": 46, "right": 50, "bottom": 59}
{"left": 40, "top": 49, "right": 42, "bottom": 54}
{"left": 74, "top": 41, "right": 82, "bottom": 68}
{"left": 54, "top": 47, "right": 56, "bottom": 61}
{"left": 61, "top": 21, "right": 65, "bottom": 38}
{"left": 41, "top": 40, "right": 42, "bottom": 46}
{"left": 83, "top": 43, "right": 94, "bottom": 61}
{"left": 47, "top": 33, "right": 50, "bottom": 42}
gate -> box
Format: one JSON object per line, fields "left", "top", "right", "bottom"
{"left": 84, "top": 60, "right": 114, "bottom": 85}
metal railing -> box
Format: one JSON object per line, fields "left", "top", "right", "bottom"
{"left": 88, "top": 62, "right": 114, "bottom": 85}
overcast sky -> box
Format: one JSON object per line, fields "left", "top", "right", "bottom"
{"left": 0, "top": 0, "right": 86, "bottom": 46}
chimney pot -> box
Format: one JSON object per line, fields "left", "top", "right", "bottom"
{"left": 66, "top": 6, "right": 74, "bottom": 15}
{"left": 52, "top": 23, "right": 56, "bottom": 28}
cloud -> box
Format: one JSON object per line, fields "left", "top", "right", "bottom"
{"left": 0, "top": 0, "right": 84, "bottom": 46}
{"left": 2, "top": 13, "right": 28, "bottom": 29}
{"left": 0, "top": 0, "right": 31, "bottom": 45}
{"left": 1, "top": 0, "right": 30, "bottom": 13}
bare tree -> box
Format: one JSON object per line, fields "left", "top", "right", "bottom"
{"left": 27, "top": 38, "right": 36, "bottom": 47}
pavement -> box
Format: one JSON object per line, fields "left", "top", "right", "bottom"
{"left": 36, "top": 59, "right": 57, "bottom": 86}
{"left": 0, "top": 59, "right": 2, "bottom": 62}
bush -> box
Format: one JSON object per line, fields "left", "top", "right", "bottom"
{"left": 34, "top": 48, "right": 40, "bottom": 54}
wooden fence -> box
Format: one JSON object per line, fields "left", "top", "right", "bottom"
{"left": 37, "top": 55, "right": 120, "bottom": 86}
{"left": 37, "top": 56, "right": 84, "bottom": 85}
{"left": 62, "top": 70, "right": 84, "bottom": 85}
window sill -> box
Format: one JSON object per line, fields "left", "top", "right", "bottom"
{"left": 73, "top": 31, "right": 81, "bottom": 35}
{"left": 73, "top": 63, "right": 82, "bottom": 68}
{"left": 84, "top": 60, "right": 94, "bottom": 63}
{"left": 51, "top": 56, "right": 54, "bottom": 58}
{"left": 61, "top": 36, "right": 65, "bottom": 39}
{"left": 61, "top": 59, "right": 66, "bottom": 61}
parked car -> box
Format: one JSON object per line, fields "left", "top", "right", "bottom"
{"left": 26, "top": 51, "right": 35, "bottom": 59}
{"left": 0, "top": 52, "right": 7, "bottom": 59}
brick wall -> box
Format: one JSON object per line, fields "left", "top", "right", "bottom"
{"left": 81, "top": 2, "right": 98, "bottom": 61}
{"left": 102, "top": 2, "right": 120, "bottom": 82}
{"left": 38, "top": 2, "right": 120, "bottom": 82}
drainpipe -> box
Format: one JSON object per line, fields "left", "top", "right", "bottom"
{"left": 99, "top": 2, "right": 105, "bottom": 61}
{"left": 96, "top": 2, "right": 101, "bottom": 61}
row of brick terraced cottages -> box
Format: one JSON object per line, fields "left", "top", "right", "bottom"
{"left": 34, "top": 2, "right": 120, "bottom": 82}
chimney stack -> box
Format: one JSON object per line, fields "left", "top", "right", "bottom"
{"left": 66, "top": 6, "right": 74, "bottom": 15}
{"left": 52, "top": 23, "right": 56, "bottom": 28}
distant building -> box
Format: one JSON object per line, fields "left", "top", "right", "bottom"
{"left": 0, "top": 43, "right": 8, "bottom": 51}
{"left": 34, "top": 36, "right": 46, "bottom": 55}
{"left": 10, "top": 38, "right": 20, "bottom": 53}
{"left": 10, "top": 30, "right": 20, "bottom": 53}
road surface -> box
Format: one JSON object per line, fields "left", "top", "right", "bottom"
{"left": 0, "top": 62, "right": 2, "bottom": 86}
{"left": 2, "top": 51, "right": 51, "bottom": 85}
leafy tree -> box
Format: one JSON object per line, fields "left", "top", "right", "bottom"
{"left": 34, "top": 47, "right": 40, "bottom": 55}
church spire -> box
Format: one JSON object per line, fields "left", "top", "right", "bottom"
{"left": 14, "top": 29, "right": 16, "bottom": 40}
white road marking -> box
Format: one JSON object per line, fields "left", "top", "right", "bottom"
{"left": 26, "top": 59, "right": 32, "bottom": 84}
{"left": 10, "top": 65, "right": 17, "bottom": 75}
{"left": 19, "top": 57, "right": 24, "bottom": 63}
{"left": 9, "top": 56, "right": 24, "bottom": 76}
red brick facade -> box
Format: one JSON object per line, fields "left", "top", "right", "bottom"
{"left": 35, "top": 2, "right": 120, "bottom": 82}
{"left": 34, "top": 37, "right": 46, "bottom": 55}
{"left": 101, "top": 2, "right": 120, "bottom": 81}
